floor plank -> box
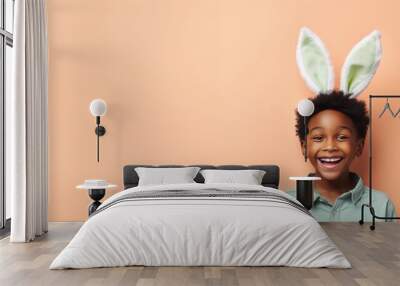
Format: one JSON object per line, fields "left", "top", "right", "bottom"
{"left": 0, "top": 222, "right": 399, "bottom": 286}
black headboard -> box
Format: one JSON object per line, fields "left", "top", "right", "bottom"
{"left": 123, "top": 165, "right": 280, "bottom": 189}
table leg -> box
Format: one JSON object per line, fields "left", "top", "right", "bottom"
{"left": 296, "top": 180, "right": 313, "bottom": 210}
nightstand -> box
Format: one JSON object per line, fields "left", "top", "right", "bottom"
{"left": 289, "top": 176, "right": 321, "bottom": 210}
{"left": 76, "top": 181, "right": 117, "bottom": 216}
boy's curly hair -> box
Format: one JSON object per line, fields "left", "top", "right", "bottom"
{"left": 295, "top": 91, "right": 369, "bottom": 142}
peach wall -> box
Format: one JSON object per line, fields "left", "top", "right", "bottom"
{"left": 47, "top": 0, "right": 400, "bottom": 221}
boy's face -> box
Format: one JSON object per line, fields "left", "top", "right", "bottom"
{"left": 301, "top": 110, "right": 364, "bottom": 181}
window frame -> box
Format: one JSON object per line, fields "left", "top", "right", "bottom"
{"left": 0, "top": 0, "right": 14, "bottom": 231}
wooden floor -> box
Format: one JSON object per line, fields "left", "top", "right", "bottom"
{"left": 0, "top": 222, "right": 399, "bottom": 286}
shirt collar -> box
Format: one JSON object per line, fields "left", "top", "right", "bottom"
{"left": 349, "top": 173, "right": 364, "bottom": 204}
{"left": 311, "top": 172, "right": 364, "bottom": 205}
{"left": 313, "top": 191, "right": 322, "bottom": 204}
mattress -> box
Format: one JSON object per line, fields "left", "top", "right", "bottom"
{"left": 50, "top": 183, "right": 351, "bottom": 269}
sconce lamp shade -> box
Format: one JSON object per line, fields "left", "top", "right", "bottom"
{"left": 297, "top": 99, "right": 314, "bottom": 117}
{"left": 90, "top": 99, "right": 107, "bottom": 117}
{"left": 297, "top": 99, "right": 314, "bottom": 163}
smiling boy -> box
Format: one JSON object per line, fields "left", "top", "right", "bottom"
{"left": 291, "top": 27, "right": 397, "bottom": 222}
{"left": 288, "top": 91, "right": 396, "bottom": 222}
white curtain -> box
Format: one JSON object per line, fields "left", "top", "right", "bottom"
{"left": 8, "top": 0, "right": 48, "bottom": 242}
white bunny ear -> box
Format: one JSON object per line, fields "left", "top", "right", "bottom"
{"left": 296, "top": 27, "right": 334, "bottom": 94}
{"left": 340, "top": 30, "right": 382, "bottom": 98}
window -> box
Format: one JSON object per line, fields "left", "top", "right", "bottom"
{"left": 0, "top": 0, "right": 14, "bottom": 232}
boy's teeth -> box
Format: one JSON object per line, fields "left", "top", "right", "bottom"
{"left": 319, "top": 157, "right": 342, "bottom": 163}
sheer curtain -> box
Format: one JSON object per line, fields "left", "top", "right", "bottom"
{"left": 8, "top": 0, "right": 48, "bottom": 242}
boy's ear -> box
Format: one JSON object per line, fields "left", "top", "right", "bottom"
{"left": 300, "top": 140, "right": 306, "bottom": 156}
{"left": 355, "top": 139, "right": 365, "bottom": 157}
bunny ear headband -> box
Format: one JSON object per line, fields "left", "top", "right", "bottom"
{"left": 296, "top": 27, "right": 382, "bottom": 98}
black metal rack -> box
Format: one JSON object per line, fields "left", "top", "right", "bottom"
{"left": 359, "top": 95, "right": 400, "bottom": 230}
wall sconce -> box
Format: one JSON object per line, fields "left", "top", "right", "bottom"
{"left": 89, "top": 99, "right": 107, "bottom": 162}
{"left": 297, "top": 99, "right": 314, "bottom": 162}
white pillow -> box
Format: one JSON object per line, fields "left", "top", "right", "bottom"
{"left": 135, "top": 167, "right": 201, "bottom": 186}
{"left": 200, "top": 169, "right": 266, "bottom": 185}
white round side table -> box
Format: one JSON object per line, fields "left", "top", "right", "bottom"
{"left": 76, "top": 182, "right": 117, "bottom": 215}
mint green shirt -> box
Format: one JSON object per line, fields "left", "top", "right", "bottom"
{"left": 287, "top": 174, "right": 396, "bottom": 222}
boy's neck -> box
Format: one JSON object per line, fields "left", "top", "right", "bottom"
{"left": 314, "top": 172, "right": 356, "bottom": 204}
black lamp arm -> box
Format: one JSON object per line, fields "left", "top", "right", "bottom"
{"left": 94, "top": 116, "right": 106, "bottom": 162}
{"left": 304, "top": 116, "right": 308, "bottom": 162}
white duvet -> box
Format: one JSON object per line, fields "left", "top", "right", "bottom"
{"left": 50, "top": 183, "right": 351, "bottom": 269}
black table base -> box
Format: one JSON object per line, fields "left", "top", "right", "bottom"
{"left": 88, "top": 189, "right": 105, "bottom": 216}
{"left": 296, "top": 180, "right": 313, "bottom": 210}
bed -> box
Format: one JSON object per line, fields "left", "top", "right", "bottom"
{"left": 50, "top": 165, "right": 351, "bottom": 269}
